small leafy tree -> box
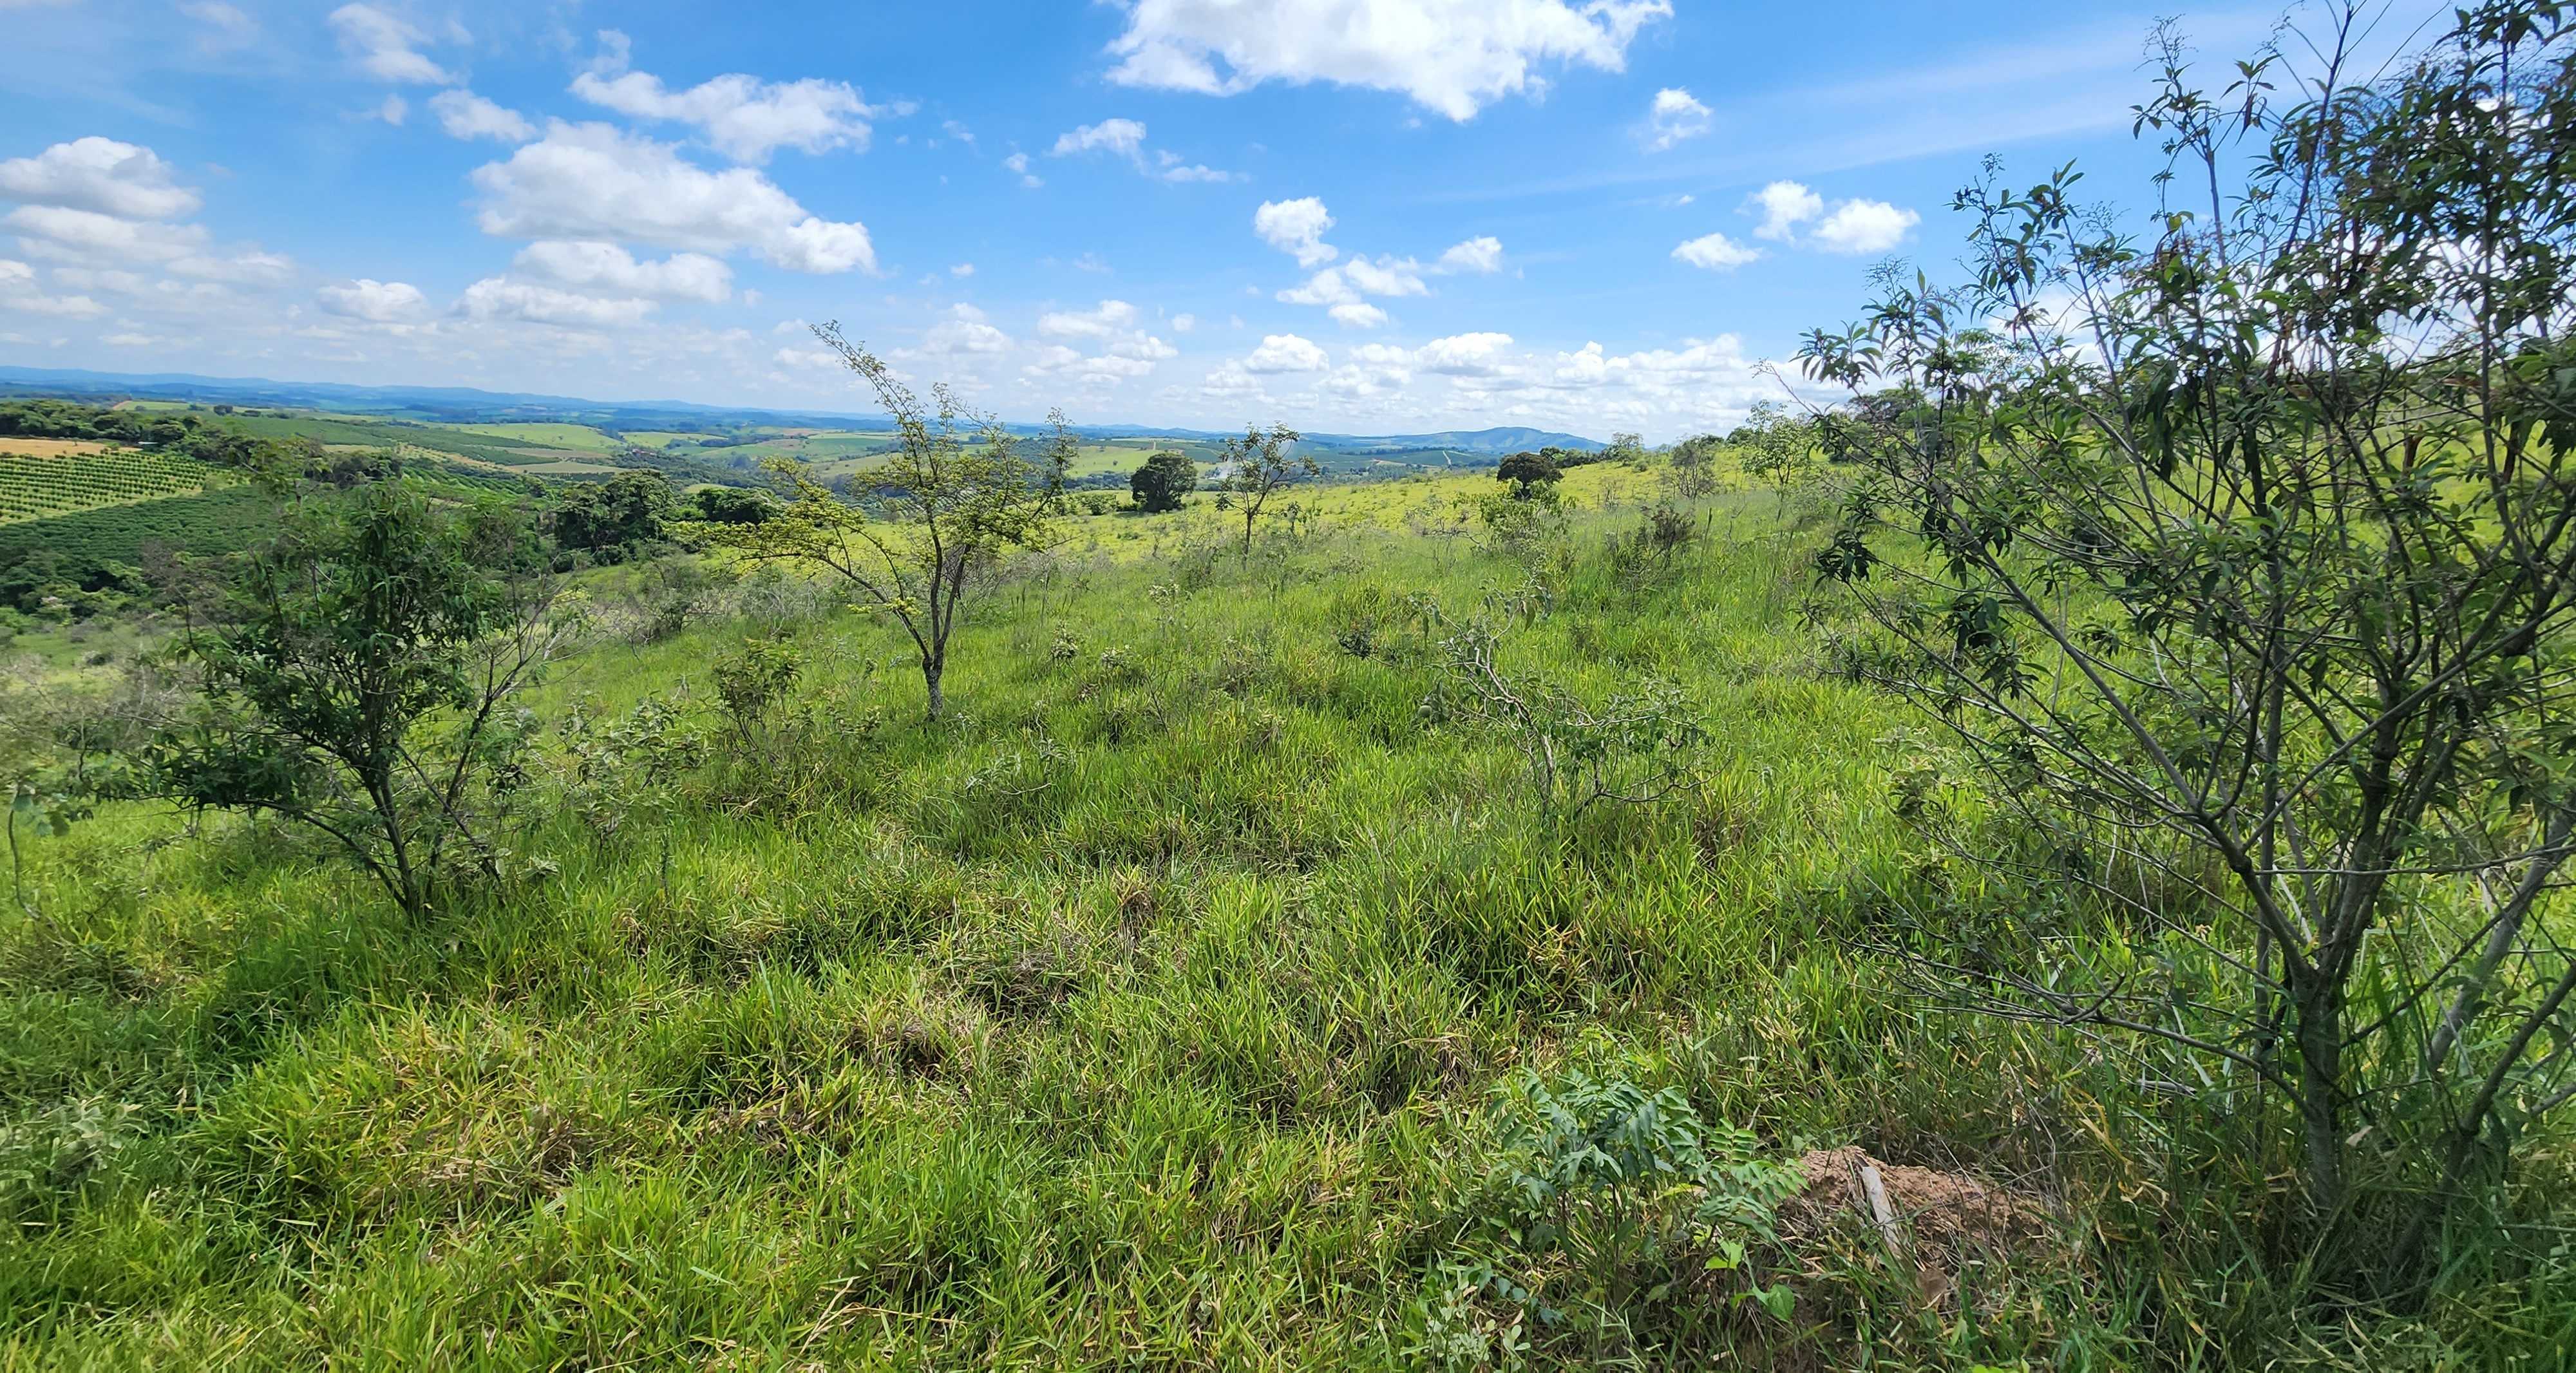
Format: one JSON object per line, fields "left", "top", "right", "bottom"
{"left": 712, "top": 635, "right": 804, "bottom": 757}
{"left": 1218, "top": 423, "right": 1316, "bottom": 553}
{"left": 1730, "top": 402, "right": 1816, "bottom": 512}
{"left": 1606, "top": 504, "right": 1697, "bottom": 583}
{"left": 1424, "top": 604, "right": 1705, "bottom": 820}
{"left": 1666, "top": 434, "right": 1721, "bottom": 500}
{"left": 691, "top": 486, "right": 776, "bottom": 525}
{"left": 552, "top": 470, "right": 679, "bottom": 560}
{"left": 1129, "top": 450, "right": 1197, "bottom": 513}
{"left": 697, "top": 323, "right": 1059, "bottom": 720}
{"left": 1496, "top": 450, "right": 1564, "bottom": 500}
{"left": 554, "top": 697, "right": 703, "bottom": 889}
{"left": 147, "top": 480, "right": 563, "bottom": 920}
{"left": 1800, "top": 1, "right": 2576, "bottom": 1261}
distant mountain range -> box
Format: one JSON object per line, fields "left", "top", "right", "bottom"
{"left": 1314, "top": 427, "right": 1607, "bottom": 455}
{"left": 0, "top": 365, "right": 869, "bottom": 430}
{"left": 0, "top": 366, "right": 1607, "bottom": 456}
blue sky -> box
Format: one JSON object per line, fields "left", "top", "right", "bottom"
{"left": 0, "top": 0, "right": 2443, "bottom": 439}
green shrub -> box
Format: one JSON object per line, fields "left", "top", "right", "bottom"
{"left": 1417, "top": 1069, "right": 1804, "bottom": 1364}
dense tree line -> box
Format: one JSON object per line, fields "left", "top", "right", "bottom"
{"left": 0, "top": 401, "right": 276, "bottom": 469}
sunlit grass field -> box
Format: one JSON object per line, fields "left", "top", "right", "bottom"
{"left": 1, "top": 465, "right": 2566, "bottom": 1369}
{"left": 445, "top": 423, "right": 629, "bottom": 452}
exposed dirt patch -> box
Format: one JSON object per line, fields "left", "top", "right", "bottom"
{"left": 1792, "top": 1146, "right": 2047, "bottom": 1249}
{"left": 1785, "top": 1146, "right": 2055, "bottom": 1307}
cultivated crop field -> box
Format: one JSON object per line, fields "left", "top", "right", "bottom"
{"left": 0, "top": 438, "right": 117, "bottom": 459}
{"left": 0, "top": 445, "right": 220, "bottom": 525}
{"left": 0, "top": 485, "right": 271, "bottom": 573}
{"left": 215, "top": 412, "right": 609, "bottom": 469}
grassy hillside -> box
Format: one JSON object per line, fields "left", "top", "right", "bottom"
{"left": 7, "top": 400, "right": 1525, "bottom": 503}
{"left": 444, "top": 422, "right": 625, "bottom": 451}
{"left": 0, "top": 463, "right": 2559, "bottom": 1368}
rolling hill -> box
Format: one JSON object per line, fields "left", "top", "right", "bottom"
{"left": 0, "top": 366, "right": 1609, "bottom": 458}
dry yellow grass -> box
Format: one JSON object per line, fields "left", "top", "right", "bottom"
{"left": 0, "top": 437, "right": 115, "bottom": 459}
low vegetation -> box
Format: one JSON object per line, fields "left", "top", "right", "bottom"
{"left": 0, "top": 5, "right": 2568, "bottom": 1368}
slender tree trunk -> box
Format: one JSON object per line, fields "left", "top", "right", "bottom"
{"left": 363, "top": 753, "right": 427, "bottom": 921}
{"left": 922, "top": 654, "right": 945, "bottom": 721}
{"left": 2294, "top": 981, "right": 2349, "bottom": 1220}
{"left": 6, "top": 802, "right": 24, "bottom": 914}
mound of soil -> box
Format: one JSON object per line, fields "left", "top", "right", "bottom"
{"left": 1785, "top": 1146, "right": 2054, "bottom": 1306}
{"left": 1793, "top": 1146, "right": 2047, "bottom": 1249}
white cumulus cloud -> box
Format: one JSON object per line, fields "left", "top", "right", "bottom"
{"left": 1276, "top": 267, "right": 1355, "bottom": 307}
{"left": 1243, "top": 332, "right": 1328, "bottom": 373}
{"left": 513, "top": 240, "right": 732, "bottom": 303}
{"left": 1341, "top": 256, "right": 1426, "bottom": 297}
{"left": 7, "top": 205, "right": 290, "bottom": 284}
{"left": 469, "top": 122, "right": 875, "bottom": 274}
{"left": 316, "top": 278, "right": 428, "bottom": 321}
{"left": 1039, "top": 298, "right": 1140, "bottom": 339}
{"left": 571, "top": 35, "right": 884, "bottom": 164}
{"left": 1321, "top": 341, "right": 1415, "bottom": 397}
{"left": 0, "top": 138, "right": 201, "bottom": 220}
{"left": 1435, "top": 236, "right": 1502, "bottom": 274}
{"left": 431, "top": 90, "right": 535, "bottom": 142}
{"left": 8, "top": 207, "right": 200, "bottom": 263}
{"left": 1416, "top": 330, "right": 1514, "bottom": 375}
{"left": 1645, "top": 87, "right": 1710, "bottom": 150}
{"left": 1672, "top": 232, "right": 1761, "bottom": 270}
{"left": 1112, "top": 332, "right": 1177, "bottom": 360}
{"left": 921, "top": 303, "right": 1010, "bottom": 354}
{"left": 0, "top": 257, "right": 104, "bottom": 318}
{"left": 457, "top": 277, "right": 656, "bottom": 328}
{"left": 1810, "top": 198, "right": 1920, "bottom": 254}
{"left": 1051, "top": 122, "right": 1238, "bottom": 182}
{"left": 1253, "top": 196, "right": 1336, "bottom": 267}
{"left": 1051, "top": 118, "right": 1149, "bottom": 160}
{"left": 1740, "top": 182, "right": 1916, "bottom": 253}
{"left": 1019, "top": 299, "right": 1173, "bottom": 378}
{"left": 1106, "top": 0, "right": 1674, "bottom": 120}
{"left": 1748, "top": 181, "right": 1823, "bottom": 241}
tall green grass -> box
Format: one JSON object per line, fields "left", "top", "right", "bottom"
{"left": 0, "top": 471, "right": 2564, "bottom": 1368}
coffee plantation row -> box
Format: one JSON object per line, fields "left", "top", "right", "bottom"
{"left": 0, "top": 446, "right": 221, "bottom": 524}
